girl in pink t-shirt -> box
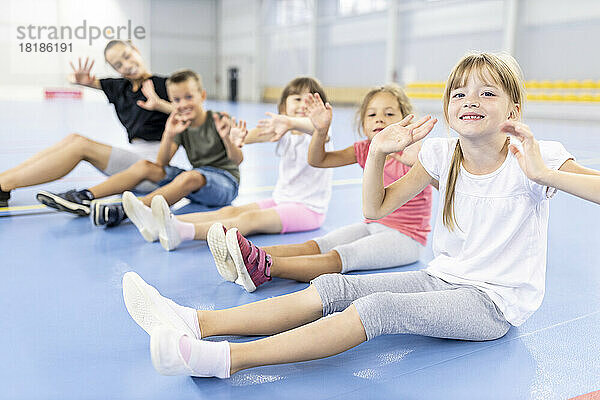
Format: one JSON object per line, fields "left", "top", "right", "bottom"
{"left": 209, "top": 85, "right": 433, "bottom": 293}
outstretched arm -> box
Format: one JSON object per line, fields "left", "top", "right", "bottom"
{"left": 503, "top": 121, "right": 600, "bottom": 205}
{"left": 363, "top": 115, "right": 437, "bottom": 219}
{"left": 68, "top": 57, "right": 101, "bottom": 89}
{"left": 255, "top": 113, "right": 315, "bottom": 142}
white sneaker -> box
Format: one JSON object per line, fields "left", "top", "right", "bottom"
{"left": 150, "top": 326, "right": 230, "bottom": 378}
{"left": 122, "top": 271, "right": 197, "bottom": 338}
{"left": 122, "top": 191, "right": 158, "bottom": 242}
{"left": 151, "top": 195, "right": 181, "bottom": 251}
{"left": 207, "top": 223, "right": 238, "bottom": 282}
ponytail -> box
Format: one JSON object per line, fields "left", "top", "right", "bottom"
{"left": 443, "top": 140, "right": 463, "bottom": 231}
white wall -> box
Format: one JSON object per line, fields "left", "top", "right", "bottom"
{"left": 150, "top": 0, "right": 218, "bottom": 97}
{"left": 1, "top": 0, "right": 151, "bottom": 100}
{"left": 2, "top": 0, "right": 599, "bottom": 103}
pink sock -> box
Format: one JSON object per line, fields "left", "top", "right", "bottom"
{"left": 173, "top": 218, "right": 196, "bottom": 241}
{"left": 179, "top": 335, "right": 192, "bottom": 363}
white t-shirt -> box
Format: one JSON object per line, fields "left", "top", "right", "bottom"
{"left": 272, "top": 133, "right": 333, "bottom": 214}
{"left": 418, "top": 137, "right": 573, "bottom": 326}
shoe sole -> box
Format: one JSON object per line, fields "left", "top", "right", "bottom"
{"left": 122, "top": 192, "right": 158, "bottom": 243}
{"left": 36, "top": 190, "right": 89, "bottom": 216}
{"left": 207, "top": 223, "right": 237, "bottom": 282}
{"left": 122, "top": 271, "right": 195, "bottom": 337}
{"left": 225, "top": 228, "right": 257, "bottom": 293}
{"left": 152, "top": 196, "right": 180, "bottom": 251}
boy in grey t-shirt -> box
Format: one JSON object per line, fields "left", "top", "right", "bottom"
{"left": 47, "top": 69, "right": 244, "bottom": 228}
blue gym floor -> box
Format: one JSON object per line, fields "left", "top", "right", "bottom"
{"left": 1, "top": 98, "right": 599, "bottom": 399}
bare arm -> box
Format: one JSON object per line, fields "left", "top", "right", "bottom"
{"left": 363, "top": 115, "right": 437, "bottom": 219}
{"left": 136, "top": 79, "right": 173, "bottom": 115}
{"left": 156, "top": 112, "right": 189, "bottom": 167}
{"left": 503, "top": 121, "right": 600, "bottom": 205}
{"left": 304, "top": 92, "right": 357, "bottom": 168}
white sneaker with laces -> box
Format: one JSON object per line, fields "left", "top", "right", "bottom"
{"left": 151, "top": 195, "right": 182, "bottom": 251}
{"left": 122, "top": 191, "right": 158, "bottom": 242}
{"left": 122, "top": 271, "right": 198, "bottom": 338}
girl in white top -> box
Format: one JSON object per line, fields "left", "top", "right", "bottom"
{"left": 125, "top": 77, "right": 332, "bottom": 250}
{"left": 120, "top": 52, "right": 598, "bottom": 379}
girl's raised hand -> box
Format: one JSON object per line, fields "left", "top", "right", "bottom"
{"left": 137, "top": 79, "right": 161, "bottom": 110}
{"left": 256, "top": 112, "right": 291, "bottom": 142}
{"left": 229, "top": 118, "right": 249, "bottom": 148}
{"left": 69, "top": 57, "right": 96, "bottom": 86}
{"left": 305, "top": 93, "right": 332, "bottom": 134}
{"left": 165, "top": 112, "right": 191, "bottom": 138}
{"left": 501, "top": 121, "right": 549, "bottom": 183}
{"left": 372, "top": 114, "right": 436, "bottom": 155}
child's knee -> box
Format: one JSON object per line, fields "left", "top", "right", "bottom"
{"left": 175, "top": 171, "right": 206, "bottom": 192}
{"left": 64, "top": 133, "right": 90, "bottom": 149}
{"left": 131, "top": 160, "right": 164, "bottom": 180}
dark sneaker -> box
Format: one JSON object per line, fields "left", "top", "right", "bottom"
{"left": 90, "top": 202, "right": 127, "bottom": 227}
{"left": 0, "top": 185, "right": 10, "bottom": 208}
{"left": 225, "top": 228, "right": 272, "bottom": 292}
{"left": 36, "top": 189, "right": 94, "bottom": 216}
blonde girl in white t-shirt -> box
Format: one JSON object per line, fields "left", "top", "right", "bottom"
{"left": 119, "top": 52, "right": 596, "bottom": 379}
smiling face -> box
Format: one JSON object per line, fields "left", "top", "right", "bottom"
{"left": 104, "top": 42, "right": 149, "bottom": 80}
{"left": 167, "top": 79, "right": 206, "bottom": 122}
{"left": 447, "top": 70, "right": 519, "bottom": 139}
{"left": 362, "top": 92, "right": 405, "bottom": 141}
{"left": 283, "top": 90, "right": 310, "bottom": 117}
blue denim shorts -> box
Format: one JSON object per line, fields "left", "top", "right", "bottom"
{"left": 158, "top": 165, "right": 239, "bottom": 207}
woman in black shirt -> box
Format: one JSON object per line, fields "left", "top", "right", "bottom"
{"left": 0, "top": 40, "right": 172, "bottom": 211}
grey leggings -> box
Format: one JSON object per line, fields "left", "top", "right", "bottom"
{"left": 313, "top": 222, "right": 423, "bottom": 273}
{"left": 311, "top": 270, "right": 510, "bottom": 341}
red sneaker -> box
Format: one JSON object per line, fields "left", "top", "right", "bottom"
{"left": 225, "top": 228, "right": 272, "bottom": 292}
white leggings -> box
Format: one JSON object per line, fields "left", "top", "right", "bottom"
{"left": 313, "top": 222, "right": 423, "bottom": 273}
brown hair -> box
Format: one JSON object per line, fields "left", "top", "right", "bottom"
{"left": 103, "top": 40, "right": 133, "bottom": 59}
{"left": 441, "top": 52, "right": 525, "bottom": 231}
{"left": 167, "top": 69, "right": 204, "bottom": 92}
{"left": 278, "top": 77, "right": 327, "bottom": 114}
{"left": 355, "top": 84, "right": 413, "bottom": 136}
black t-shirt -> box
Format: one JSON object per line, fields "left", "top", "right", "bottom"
{"left": 100, "top": 76, "right": 169, "bottom": 143}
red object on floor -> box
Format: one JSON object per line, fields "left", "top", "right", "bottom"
{"left": 570, "top": 390, "right": 600, "bottom": 400}
{"left": 44, "top": 88, "right": 83, "bottom": 99}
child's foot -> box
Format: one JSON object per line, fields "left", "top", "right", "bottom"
{"left": 36, "top": 189, "right": 94, "bottom": 216}
{"left": 122, "top": 271, "right": 201, "bottom": 338}
{"left": 151, "top": 195, "right": 181, "bottom": 251}
{"left": 150, "top": 326, "right": 230, "bottom": 378}
{"left": 90, "top": 202, "right": 126, "bottom": 227}
{"left": 122, "top": 191, "right": 158, "bottom": 242}
{"left": 225, "top": 228, "right": 272, "bottom": 292}
{"left": 207, "top": 223, "right": 237, "bottom": 282}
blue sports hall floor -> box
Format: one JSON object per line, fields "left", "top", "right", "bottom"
{"left": 1, "top": 97, "right": 599, "bottom": 399}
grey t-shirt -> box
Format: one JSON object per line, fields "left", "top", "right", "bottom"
{"left": 173, "top": 110, "right": 240, "bottom": 182}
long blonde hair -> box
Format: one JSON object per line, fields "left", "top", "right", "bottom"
{"left": 355, "top": 84, "right": 413, "bottom": 136}
{"left": 441, "top": 52, "right": 525, "bottom": 231}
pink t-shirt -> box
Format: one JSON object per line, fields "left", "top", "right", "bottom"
{"left": 354, "top": 140, "right": 432, "bottom": 246}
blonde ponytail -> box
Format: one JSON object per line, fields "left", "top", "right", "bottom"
{"left": 443, "top": 141, "right": 463, "bottom": 231}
